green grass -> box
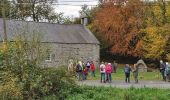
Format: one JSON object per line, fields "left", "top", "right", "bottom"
{"left": 55, "top": 86, "right": 170, "bottom": 100}
{"left": 87, "top": 64, "right": 161, "bottom": 81}
{"left": 42, "top": 85, "right": 170, "bottom": 100}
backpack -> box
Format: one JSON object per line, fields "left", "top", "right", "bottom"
{"left": 125, "top": 67, "right": 130, "bottom": 73}
{"left": 100, "top": 67, "right": 104, "bottom": 71}
{"left": 76, "top": 64, "right": 82, "bottom": 72}
{"left": 167, "top": 67, "right": 170, "bottom": 74}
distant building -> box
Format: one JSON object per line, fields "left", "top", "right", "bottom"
{"left": 0, "top": 19, "right": 100, "bottom": 67}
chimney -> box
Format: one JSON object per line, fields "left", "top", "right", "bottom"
{"left": 81, "top": 17, "right": 88, "bottom": 25}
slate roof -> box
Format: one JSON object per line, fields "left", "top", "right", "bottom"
{"left": 0, "top": 19, "right": 99, "bottom": 44}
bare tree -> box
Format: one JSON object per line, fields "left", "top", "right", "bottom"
{"left": 10, "top": 0, "right": 58, "bottom": 22}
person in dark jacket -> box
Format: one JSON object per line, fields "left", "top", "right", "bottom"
{"left": 76, "top": 61, "right": 83, "bottom": 81}
{"left": 160, "top": 60, "right": 166, "bottom": 81}
{"left": 124, "top": 64, "right": 131, "bottom": 83}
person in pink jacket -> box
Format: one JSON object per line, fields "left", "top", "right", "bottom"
{"left": 106, "top": 63, "right": 112, "bottom": 83}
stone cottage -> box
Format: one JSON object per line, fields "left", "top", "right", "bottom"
{"left": 0, "top": 19, "right": 100, "bottom": 67}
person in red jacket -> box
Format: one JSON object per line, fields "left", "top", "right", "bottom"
{"left": 83, "top": 67, "right": 88, "bottom": 80}
{"left": 90, "top": 61, "right": 96, "bottom": 77}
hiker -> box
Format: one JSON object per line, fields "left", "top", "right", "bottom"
{"left": 67, "top": 60, "right": 74, "bottom": 72}
{"left": 90, "top": 61, "right": 96, "bottom": 77}
{"left": 104, "top": 62, "right": 108, "bottom": 81}
{"left": 160, "top": 60, "right": 166, "bottom": 81}
{"left": 100, "top": 62, "right": 106, "bottom": 83}
{"left": 82, "top": 61, "right": 86, "bottom": 80}
{"left": 113, "top": 61, "right": 118, "bottom": 73}
{"left": 106, "top": 63, "right": 113, "bottom": 83}
{"left": 68, "top": 59, "right": 74, "bottom": 76}
{"left": 83, "top": 67, "right": 88, "bottom": 80}
{"left": 133, "top": 64, "right": 139, "bottom": 83}
{"left": 124, "top": 64, "right": 131, "bottom": 83}
{"left": 165, "top": 62, "right": 170, "bottom": 82}
{"left": 76, "top": 61, "right": 83, "bottom": 81}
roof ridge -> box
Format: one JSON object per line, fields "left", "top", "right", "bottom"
{"left": 0, "top": 18, "right": 83, "bottom": 26}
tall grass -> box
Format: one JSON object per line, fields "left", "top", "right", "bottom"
{"left": 64, "top": 86, "right": 170, "bottom": 100}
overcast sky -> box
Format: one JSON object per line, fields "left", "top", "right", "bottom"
{"left": 54, "top": 0, "right": 170, "bottom": 17}
{"left": 55, "top": 0, "right": 99, "bottom": 17}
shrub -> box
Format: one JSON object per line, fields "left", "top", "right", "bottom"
{"left": 39, "top": 67, "right": 76, "bottom": 99}
{"left": 0, "top": 33, "right": 76, "bottom": 99}
{"left": 147, "top": 63, "right": 158, "bottom": 69}
{"left": 0, "top": 75, "right": 22, "bottom": 100}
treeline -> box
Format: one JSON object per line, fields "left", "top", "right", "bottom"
{"left": 0, "top": 0, "right": 74, "bottom": 24}
{"left": 77, "top": 0, "right": 170, "bottom": 62}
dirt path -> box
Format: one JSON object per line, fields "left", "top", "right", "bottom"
{"left": 78, "top": 80, "right": 170, "bottom": 88}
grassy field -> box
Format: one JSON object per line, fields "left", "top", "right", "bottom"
{"left": 43, "top": 86, "right": 170, "bottom": 100}
{"left": 87, "top": 64, "right": 161, "bottom": 81}
{"left": 68, "top": 86, "right": 170, "bottom": 100}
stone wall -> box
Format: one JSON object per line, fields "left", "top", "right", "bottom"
{"left": 43, "top": 43, "right": 100, "bottom": 68}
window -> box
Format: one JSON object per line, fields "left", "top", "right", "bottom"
{"left": 46, "top": 52, "right": 52, "bottom": 62}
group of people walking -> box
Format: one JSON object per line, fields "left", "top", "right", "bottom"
{"left": 160, "top": 60, "right": 170, "bottom": 82}
{"left": 68, "top": 59, "right": 170, "bottom": 83}
{"left": 100, "top": 62, "right": 139, "bottom": 83}
{"left": 75, "top": 61, "right": 96, "bottom": 81}
{"left": 69, "top": 60, "right": 138, "bottom": 83}
{"left": 68, "top": 60, "right": 117, "bottom": 82}
{"left": 124, "top": 64, "right": 139, "bottom": 83}
{"left": 100, "top": 62, "right": 115, "bottom": 83}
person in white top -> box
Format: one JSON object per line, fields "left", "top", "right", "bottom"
{"left": 100, "top": 62, "right": 106, "bottom": 83}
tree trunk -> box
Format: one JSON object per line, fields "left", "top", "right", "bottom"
{"left": 160, "top": 0, "right": 167, "bottom": 24}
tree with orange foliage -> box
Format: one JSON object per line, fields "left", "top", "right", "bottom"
{"left": 93, "top": 0, "right": 145, "bottom": 57}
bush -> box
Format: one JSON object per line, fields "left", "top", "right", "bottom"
{"left": 0, "top": 75, "right": 22, "bottom": 100}
{"left": 0, "top": 67, "right": 76, "bottom": 99}
{"left": 147, "top": 68, "right": 153, "bottom": 72}
{"left": 39, "top": 67, "right": 76, "bottom": 99}
{"left": 147, "top": 63, "right": 158, "bottom": 69}
{"left": 0, "top": 34, "right": 76, "bottom": 99}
